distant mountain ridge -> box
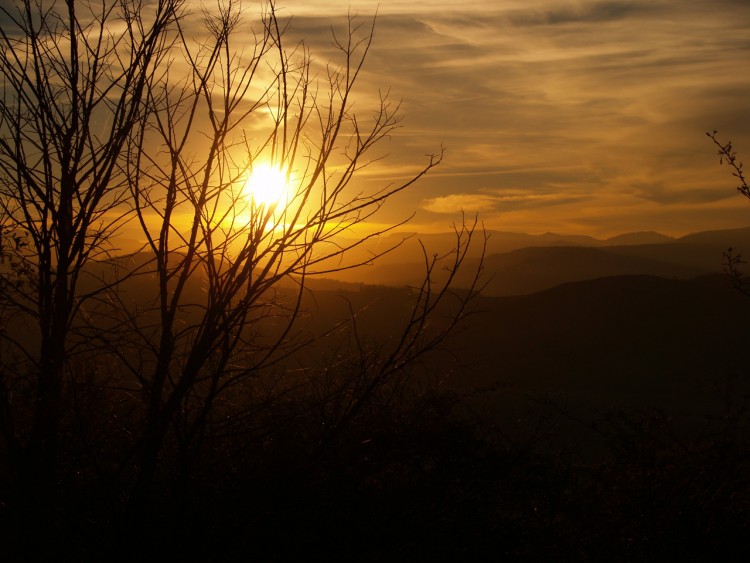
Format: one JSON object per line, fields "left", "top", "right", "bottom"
{"left": 602, "top": 231, "right": 675, "bottom": 246}
{"left": 325, "top": 226, "right": 750, "bottom": 296}
{"left": 383, "top": 225, "right": 750, "bottom": 255}
{"left": 104, "top": 226, "right": 750, "bottom": 298}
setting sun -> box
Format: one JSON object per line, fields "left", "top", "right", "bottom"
{"left": 244, "top": 163, "right": 289, "bottom": 207}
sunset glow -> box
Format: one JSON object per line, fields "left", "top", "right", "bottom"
{"left": 279, "top": 0, "right": 750, "bottom": 237}
{"left": 244, "top": 164, "right": 289, "bottom": 207}
{"left": 3, "top": 0, "right": 748, "bottom": 557}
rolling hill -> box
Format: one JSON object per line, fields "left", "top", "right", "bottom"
{"left": 324, "top": 226, "right": 750, "bottom": 296}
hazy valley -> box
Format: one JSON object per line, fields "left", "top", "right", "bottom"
{"left": 325, "top": 226, "right": 750, "bottom": 295}
{"left": 305, "top": 226, "right": 750, "bottom": 432}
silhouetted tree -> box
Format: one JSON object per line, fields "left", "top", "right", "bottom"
{"left": 708, "top": 131, "right": 750, "bottom": 201}
{"left": 708, "top": 130, "right": 750, "bottom": 295}
{"left": 121, "top": 1, "right": 484, "bottom": 512}
{"left": 0, "top": 0, "right": 485, "bottom": 529}
{"left": 0, "top": 0, "right": 180, "bottom": 496}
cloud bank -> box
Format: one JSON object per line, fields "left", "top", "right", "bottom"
{"left": 275, "top": 0, "right": 750, "bottom": 236}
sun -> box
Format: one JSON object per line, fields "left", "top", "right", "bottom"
{"left": 244, "top": 163, "right": 289, "bottom": 207}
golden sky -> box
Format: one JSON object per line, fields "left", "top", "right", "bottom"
{"left": 3, "top": 0, "right": 747, "bottom": 239}
{"left": 278, "top": 0, "right": 750, "bottom": 237}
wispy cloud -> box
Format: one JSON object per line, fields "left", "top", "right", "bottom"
{"left": 422, "top": 194, "right": 499, "bottom": 214}
{"left": 226, "top": 1, "right": 750, "bottom": 235}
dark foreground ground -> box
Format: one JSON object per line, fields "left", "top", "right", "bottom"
{"left": 2, "top": 274, "right": 750, "bottom": 561}
{"left": 4, "top": 385, "right": 748, "bottom": 561}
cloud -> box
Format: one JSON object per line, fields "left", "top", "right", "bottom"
{"left": 422, "top": 193, "right": 499, "bottom": 214}
{"left": 4, "top": 0, "right": 746, "bottom": 237}
{"left": 199, "top": 1, "right": 750, "bottom": 235}
{"left": 422, "top": 189, "right": 589, "bottom": 214}
{"left": 504, "top": 1, "right": 659, "bottom": 26}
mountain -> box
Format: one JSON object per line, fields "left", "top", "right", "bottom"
{"left": 324, "top": 226, "right": 750, "bottom": 295}
{"left": 426, "top": 274, "right": 750, "bottom": 418}
{"left": 98, "top": 226, "right": 750, "bottom": 298}
{"left": 603, "top": 231, "right": 675, "bottom": 246}
{"left": 676, "top": 226, "right": 750, "bottom": 249}
{"left": 289, "top": 273, "right": 750, "bottom": 425}
{"left": 477, "top": 245, "right": 707, "bottom": 296}
{"left": 328, "top": 241, "right": 723, "bottom": 296}
{"left": 326, "top": 229, "right": 601, "bottom": 267}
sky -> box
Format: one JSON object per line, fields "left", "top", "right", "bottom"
{"left": 274, "top": 0, "right": 750, "bottom": 237}
{"left": 1, "top": 0, "right": 748, "bottom": 239}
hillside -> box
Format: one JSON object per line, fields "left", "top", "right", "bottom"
{"left": 323, "top": 226, "right": 750, "bottom": 296}
{"left": 452, "top": 274, "right": 750, "bottom": 396}
{"left": 7, "top": 239, "right": 750, "bottom": 560}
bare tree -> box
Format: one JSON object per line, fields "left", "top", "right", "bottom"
{"left": 708, "top": 130, "right": 750, "bottom": 295}
{"left": 707, "top": 130, "right": 750, "bottom": 202}
{"left": 120, "top": 1, "right": 485, "bottom": 510}
{"left": 0, "top": 0, "right": 180, "bottom": 491}
{"left": 0, "top": 0, "right": 485, "bottom": 526}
